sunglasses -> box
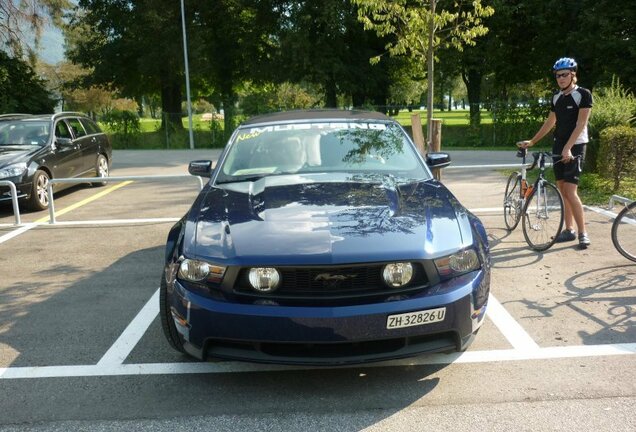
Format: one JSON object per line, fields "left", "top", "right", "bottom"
{"left": 555, "top": 72, "right": 571, "bottom": 79}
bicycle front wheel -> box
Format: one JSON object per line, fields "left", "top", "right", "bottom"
{"left": 522, "top": 180, "right": 564, "bottom": 251}
{"left": 611, "top": 201, "right": 636, "bottom": 263}
{"left": 503, "top": 172, "right": 522, "bottom": 231}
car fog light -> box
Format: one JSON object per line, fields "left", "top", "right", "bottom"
{"left": 382, "top": 262, "right": 413, "bottom": 287}
{"left": 248, "top": 267, "right": 281, "bottom": 292}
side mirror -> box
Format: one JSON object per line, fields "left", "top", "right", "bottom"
{"left": 56, "top": 137, "right": 73, "bottom": 147}
{"left": 188, "top": 160, "right": 213, "bottom": 178}
{"left": 426, "top": 152, "right": 451, "bottom": 169}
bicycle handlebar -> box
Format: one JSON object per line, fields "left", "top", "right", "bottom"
{"left": 515, "top": 148, "right": 580, "bottom": 170}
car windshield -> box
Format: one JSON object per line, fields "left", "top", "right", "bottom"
{"left": 0, "top": 121, "right": 50, "bottom": 147}
{"left": 216, "top": 121, "right": 429, "bottom": 184}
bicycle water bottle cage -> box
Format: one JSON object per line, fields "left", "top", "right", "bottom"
{"left": 516, "top": 148, "right": 527, "bottom": 158}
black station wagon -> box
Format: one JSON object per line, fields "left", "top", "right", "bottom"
{"left": 0, "top": 112, "right": 112, "bottom": 210}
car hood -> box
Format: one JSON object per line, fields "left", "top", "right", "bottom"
{"left": 184, "top": 174, "right": 476, "bottom": 265}
{"left": 0, "top": 147, "right": 37, "bottom": 167}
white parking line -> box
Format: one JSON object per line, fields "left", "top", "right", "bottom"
{"left": 0, "top": 223, "right": 37, "bottom": 245}
{"left": 97, "top": 289, "right": 160, "bottom": 366}
{"left": 1, "top": 343, "right": 635, "bottom": 379}
{"left": 487, "top": 294, "right": 540, "bottom": 351}
{"left": 584, "top": 205, "right": 618, "bottom": 219}
{"left": 469, "top": 207, "right": 502, "bottom": 214}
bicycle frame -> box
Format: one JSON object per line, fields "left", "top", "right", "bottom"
{"left": 504, "top": 148, "right": 565, "bottom": 251}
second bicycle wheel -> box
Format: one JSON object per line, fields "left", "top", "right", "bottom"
{"left": 522, "top": 180, "right": 564, "bottom": 251}
{"left": 503, "top": 172, "right": 522, "bottom": 230}
{"left": 611, "top": 201, "right": 636, "bottom": 263}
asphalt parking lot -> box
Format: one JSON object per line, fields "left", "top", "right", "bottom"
{"left": 0, "top": 149, "right": 634, "bottom": 431}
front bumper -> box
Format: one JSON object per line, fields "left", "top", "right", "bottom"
{"left": 168, "top": 269, "right": 489, "bottom": 365}
{"left": 0, "top": 180, "right": 30, "bottom": 202}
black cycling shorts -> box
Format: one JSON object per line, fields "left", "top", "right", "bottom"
{"left": 552, "top": 143, "right": 586, "bottom": 185}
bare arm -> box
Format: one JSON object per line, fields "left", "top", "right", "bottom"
{"left": 518, "top": 111, "right": 556, "bottom": 148}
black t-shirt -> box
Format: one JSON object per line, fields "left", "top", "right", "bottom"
{"left": 550, "top": 86, "right": 593, "bottom": 144}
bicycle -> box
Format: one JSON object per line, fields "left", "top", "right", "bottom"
{"left": 611, "top": 199, "right": 636, "bottom": 263}
{"left": 503, "top": 148, "right": 565, "bottom": 251}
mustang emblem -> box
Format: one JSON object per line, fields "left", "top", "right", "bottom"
{"left": 314, "top": 273, "right": 358, "bottom": 281}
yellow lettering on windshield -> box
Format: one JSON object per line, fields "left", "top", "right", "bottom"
{"left": 236, "top": 131, "right": 262, "bottom": 142}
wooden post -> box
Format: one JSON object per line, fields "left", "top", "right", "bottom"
{"left": 410, "top": 113, "right": 426, "bottom": 156}
{"left": 431, "top": 118, "right": 442, "bottom": 180}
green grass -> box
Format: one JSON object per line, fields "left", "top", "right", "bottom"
{"left": 138, "top": 115, "right": 219, "bottom": 133}
{"left": 391, "top": 108, "right": 493, "bottom": 127}
{"left": 579, "top": 173, "right": 636, "bottom": 206}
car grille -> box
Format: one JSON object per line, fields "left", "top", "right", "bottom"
{"left": 232, "top": 263, "right": 429, "bottom": 300}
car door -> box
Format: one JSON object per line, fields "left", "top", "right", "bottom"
{"left": 79, "top": 117, "right": 104, "bottom": 173}
{"left": 65, "top": 117, "right": 94, "bottom": 175}
{"left": 50, "top": 119, "right": 83, "bottom": 181}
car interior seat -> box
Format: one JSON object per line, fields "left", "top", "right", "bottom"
{"left": 276, "top": 136, "right": 306, "bottom": 172}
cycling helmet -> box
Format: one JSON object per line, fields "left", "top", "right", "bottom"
{"left": 553, "top": 57, "right": 578, "bottom": 72}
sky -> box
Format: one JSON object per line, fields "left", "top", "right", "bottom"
{"left": 38, "top": 23, "right": 65, "bottom": 64}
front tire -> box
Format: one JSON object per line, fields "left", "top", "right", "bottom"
{"left": 26, "top": 170, "right": 50, "bottom": 211}
{"left": 611, "top": 201, "right": 636, "bottom": 263}
{"left": 522, "top": 180, "right": 564, "bottom": 251}
{"left": 503, "top": 172, "right": 521, "bottom": 231}
{"left": 159, "top": 272, "right": 186, "bottom": 353}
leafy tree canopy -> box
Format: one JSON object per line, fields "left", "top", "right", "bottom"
{"left": 0, "top": 0, "right": 70, "bottom": 59}
{"left": 0, "top": 50, "right": 56, "bottom": 113}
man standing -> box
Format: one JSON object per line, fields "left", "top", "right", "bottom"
{"left": 518, "top": 57, "right": 593, "bottom": 249}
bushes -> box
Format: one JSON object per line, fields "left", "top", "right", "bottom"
{"left": 589, "top": 78, "right": 636, "bottom": 137}
{"left": 489, "top": 100, "right": 550, "bottom": 146}
{"left": 101, "top": 110, "right": 141, "bottom": 148}
{"left": 597, "top": 126, "right": 636, "bottom": 191}
{"left": 587, "top": 78, "right": 636, "bottom": 173}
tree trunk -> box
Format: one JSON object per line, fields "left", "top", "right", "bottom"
{"left": 325, "top": 78, "right": 337, "bottom": 108}
{"left": 351, "top": 92, "right": 365, "bottom": 109}
{"left": 462, "top": 68, "right": 482, "bottom": 128}
{"left": 160, "top": 77, "right": 183, "bottom": 130}
{"left": 221, "top": 90, "right": 237, "bottom": 141}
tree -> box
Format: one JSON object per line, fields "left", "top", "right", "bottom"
{"left": 190, "top": 0, "right": 284, "bottom": 134}
{"left": 0, "top": 50, "right": 56, "bottom": 113}
{"left": 352, "top": 0, "right": 493, "bottom": 146}
{"left": 0, "top": 0, "right": 70, "bottom": 59}
{"left": 276, "top": 0, "right": 394, "bottom": 110}
{"left": 67, "top": 0, "right": 186, "bottom": 130}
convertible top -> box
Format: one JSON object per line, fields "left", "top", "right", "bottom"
{"left": 241, "top": 109, "right": 391, "bottom": 126}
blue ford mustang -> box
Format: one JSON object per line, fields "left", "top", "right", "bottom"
{"left": 161, "top": 110, "right": 490, "bottom": 365}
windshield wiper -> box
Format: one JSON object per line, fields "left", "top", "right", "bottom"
{"left": 216, "top": 175, "right": 269, "bottom": 184}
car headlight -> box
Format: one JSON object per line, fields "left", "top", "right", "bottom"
{"left": 248, "top": 267, "right": 281, "bottom": 292}
{"left": 0, "top": 162, "right": 27, "bottom": 179}
{"left": 178, "top": 258, "right": 226, "bottom": 283}
{"left": 382, "top": 262, "right": 414, "bottom": 287}
{"left": 434, "top": 249, "right": 480, "bottom": 278}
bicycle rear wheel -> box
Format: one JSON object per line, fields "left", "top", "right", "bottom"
{"left": 503, "top": 172, "right": 522, "bottom": 230}
{"left": 611, "top": 201, "right": 636, "bottom": 263}
{"left": 522, "top": 180, "right": 564, "bottom": 251}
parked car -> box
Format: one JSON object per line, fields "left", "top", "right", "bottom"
{"left": 161, "top": 109, "right": 491, "bottom": 365}
{"left": 0, "top": 112, "right": 112, "bottom": 211}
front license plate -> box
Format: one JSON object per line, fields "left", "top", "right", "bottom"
{"left": 386, "top": 307, "right": 446, "bottom": 329}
